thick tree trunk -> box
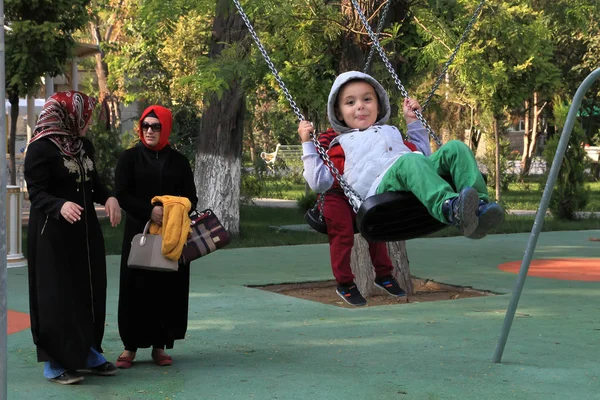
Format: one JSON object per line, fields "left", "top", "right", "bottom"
{"left": 194, "top": 0, "right": 249, "bottom": 235}
{"left": 9, "top": 92, "right": 19, "bottom": 185}
{"left": 351, "top": 235, "right": 413, "bottom": 297}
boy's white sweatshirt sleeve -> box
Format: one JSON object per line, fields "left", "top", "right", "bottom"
{"left": 406, "top": 121, "right": 431, "bottom": 156}
{"left": 301, "top": 142, "right": 334, "bottom": 193}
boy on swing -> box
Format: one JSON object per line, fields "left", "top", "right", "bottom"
{"left": 298, "top": 71, "right": 503, "bottom": 306}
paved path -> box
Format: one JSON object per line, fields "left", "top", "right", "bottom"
{"left": 5, "top": 230, "right": 600, "bottom": 399}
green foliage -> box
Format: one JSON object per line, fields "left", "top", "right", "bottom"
{"left": 542, "top": 99, "right": 590, "bottom": 219}
{"left": 296, "top": 191, "right": 318, "bottom": 213}
{"left": 241, "top": 161, "right": 293, "bottom": 200}
{"left": 88, "top": 109, "right": 123, "bottom": 192}
{"left": 478, "top": 134, "right": 516, "bottom": 192}
{"left": 5, "top": 0, "right": 90, "bottom": 96}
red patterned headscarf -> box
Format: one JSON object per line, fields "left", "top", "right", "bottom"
{"left": 29, "top": 91, "right": 97, "bottom": 156}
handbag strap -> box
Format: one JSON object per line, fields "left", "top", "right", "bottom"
{"left": 143, "top": 220, "right": 152, "bottom": 236}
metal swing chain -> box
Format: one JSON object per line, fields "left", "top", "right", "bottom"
{"left": 350, "top": 0, "right": 443, "bottom": 148}
{"left": 232, "top": 0, "right": 364, "bottom": 212}
{"left": 421, "top": 0, "right": 486, "bottom": 111}
{"left": 315, "top": 0, "right": 392, "bottom": 217}
{"left": 363, "top": 0, "right": 391, "bottom": 74}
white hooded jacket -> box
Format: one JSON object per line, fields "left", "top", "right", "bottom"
{"left": 302, "top": 71, "right": 431, "bottom": 199}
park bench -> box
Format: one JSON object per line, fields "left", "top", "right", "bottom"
{"left": 585, "top": 145, "right": 600, "bottom": 178}
{"left": 260, "top": 144, "right": 303, "bottom": 166}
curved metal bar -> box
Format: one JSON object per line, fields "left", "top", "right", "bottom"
{"left": 492, "top": 67, "right": 600, "bottom": 364}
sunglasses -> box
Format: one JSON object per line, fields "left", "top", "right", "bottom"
{"left": 141, "top": 122, "right": 162, "bottom": 131}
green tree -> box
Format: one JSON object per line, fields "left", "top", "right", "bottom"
{"left": 543, "top": 98, "right": 589, "bottom": 219}
{"left": 455, "top": 0, "right": 560, "bottom": 200}
{"left": 5, "top": 0, "right": 90, "bottom": 184}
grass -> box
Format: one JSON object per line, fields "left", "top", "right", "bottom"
{"left": 262, "top": 180, "right": 600, "bottom": 212}
{"left": 95, "top": 205, "right": 598, "bottom": 255}
{"left": 21, "top": 177, "right": 600, "bottom": 256}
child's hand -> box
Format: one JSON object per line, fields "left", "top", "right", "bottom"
{"left": 403, "top": 98, "right": 422, "bottom": 124}
{"left": 297, "top": 120, "right": 314, "bottom": 143}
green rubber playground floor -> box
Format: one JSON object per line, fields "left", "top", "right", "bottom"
{"left": 5, "top": 230, "right": 600, "bottom": 400}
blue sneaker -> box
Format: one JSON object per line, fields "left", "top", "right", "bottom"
{"left": 336, "top": 283, "right": 367, "bottom": 306}
{"left": 467, "top": 201, "right": 505, "bottom": 239}
{"left": 374, "top": 275, "right": 406, "bottom": 297}
{"left": 442, "top": 187, "right": 479, "bottom": 237}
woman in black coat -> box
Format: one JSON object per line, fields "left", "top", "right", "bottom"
{"left": 114, "top": 105, "right": 198, "bottom": 368}
{"left": 25, "top": 91, "right": 122, "bottom": 384}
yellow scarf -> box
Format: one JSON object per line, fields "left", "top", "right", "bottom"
{"left": 149, "top": 195, "right": 192, "bottom": 260}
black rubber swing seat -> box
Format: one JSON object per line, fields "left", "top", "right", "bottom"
{"left": 305, "top": 174, "right": 469, "bottom": 242}
{"left": 304, "top": 191, "right": 447, "bottom": 241}
{"left": 355, "top": 191, "right": 447, "bottom": 242}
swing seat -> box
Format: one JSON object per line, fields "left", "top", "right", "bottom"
{"left": 356, "top": 173, "right": 486, "bottom": 242}
{"left": 356, "top": 191, "right": 447, "bottom": 242}
{"left": 304, "top": 207, "right": 328, "bottom": 234}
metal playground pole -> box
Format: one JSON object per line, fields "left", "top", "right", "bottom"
{"left": 492, "top": 67, "right": 600, "bottom": 363}
{"left": 1, "top": 0, "right": 9, "bottom": 397}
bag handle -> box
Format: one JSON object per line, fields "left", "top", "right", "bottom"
{"left": 137, "top": 220, "right": 153, "bottom": 247}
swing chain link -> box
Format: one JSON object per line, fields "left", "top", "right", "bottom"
{"left": 231, "top": 0, "right": 305, "bottom": 122}
{"left": 421, "top": 0, "right": 486, "bottom": 111}
{"left": 363, "top": 0, "right": 391, "bottom": 74}
{"left": 308, "top": 132, "right": 364, "bottom": 213}
{"left": 232, "top": 0, "right": 364, "bottom": 212}
{"left": 351, "top": 0, "right": 443, "bottom": 148}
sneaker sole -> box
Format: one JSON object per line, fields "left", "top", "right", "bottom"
{"left": 374, "top": 282, "right": 406, "bottom": 297}
{"left": 468, "top": 204, "right": 505, "bottom": 239}
{"left": 335, "top": 289, "right": 367, "bottom": 306}
{"left": 458, "top": 188, "right": 480, "bottom": 237}
{"left": 49, "top": 376, "right": 84, "bottom": 385}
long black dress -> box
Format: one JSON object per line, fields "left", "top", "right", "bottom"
{"left": 25, "top": 137, "right": 112, "bottom": 370}
{"left": 115, "top": 143, "right": 198, "bottom": 350}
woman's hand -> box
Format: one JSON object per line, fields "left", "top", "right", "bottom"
{"left": 297, "top": 120, "right": 314, "bottom": 143}
{"left": 105, "top": 197, "right": 122, "bottom": 227}
{"left": 60, "top": 201, "right": 83, "bottom": 224}
{"left": 151, "top": 206, "right": 163, "bottom": 226}
{"left": 403, "top": 98, "right": 422, "bottom": 124}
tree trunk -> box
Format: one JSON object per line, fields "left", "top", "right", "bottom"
{"left": 194, "top": 0, "right": 249, "bottom": 235}
{"left": 8, "top": 92, "right": 19, "bottom": 186}
{"left": 90, "top": 20, "right": 120, "bottom": 130}
{"left": 520, "top": 98, "right": 532, "bottom": 178}
{"left": 350, "top": 236, "right": 413, "bottom": 297}
{"left": 494, "top": 117, "right": 501, "bottom": 202}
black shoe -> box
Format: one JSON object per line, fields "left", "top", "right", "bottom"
{"left": 336, "top": 284, "right": 367, "bottom": 306}
{"left": 49, "top": 370, "right": 84, "bottom": 385}
{"left": 442, "top": 187, "right": 479, "bottom": 237}
{"left": 89, "top": 361, "right": 118, "bottom": 376}
{"left": 374, "top": 275, "right": 406, "bottom": 297}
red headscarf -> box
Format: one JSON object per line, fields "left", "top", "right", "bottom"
{"left": 29, "top": 91, "right": 97, "bottom": 156}
{"left": 139, "top": 105, "right": 172, "bottom": 151}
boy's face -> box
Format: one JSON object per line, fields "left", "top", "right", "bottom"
{"left": 335, "top": 80, "right": 380, "bottom": 130}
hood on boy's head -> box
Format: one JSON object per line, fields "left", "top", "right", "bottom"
{"left": 327, "top": 71, "right": 391, "bottom": 134}
{"left": 139, "top": 105, "right": 172, "bottom": 151}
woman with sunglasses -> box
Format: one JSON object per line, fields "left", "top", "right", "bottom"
{"left": 114, "top": 105, "right": 198, "bottom": 369}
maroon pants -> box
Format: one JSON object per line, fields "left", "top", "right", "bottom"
{"left": 323, "top": 191, "right": 394, "bottom": 284}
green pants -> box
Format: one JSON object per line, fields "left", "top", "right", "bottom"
{"left": 376, "top": 140, "right": 489, "bottom": 223}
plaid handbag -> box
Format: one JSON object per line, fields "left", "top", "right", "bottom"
{"left": 180, "top": 209, "right": 231, "bottom": 264}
